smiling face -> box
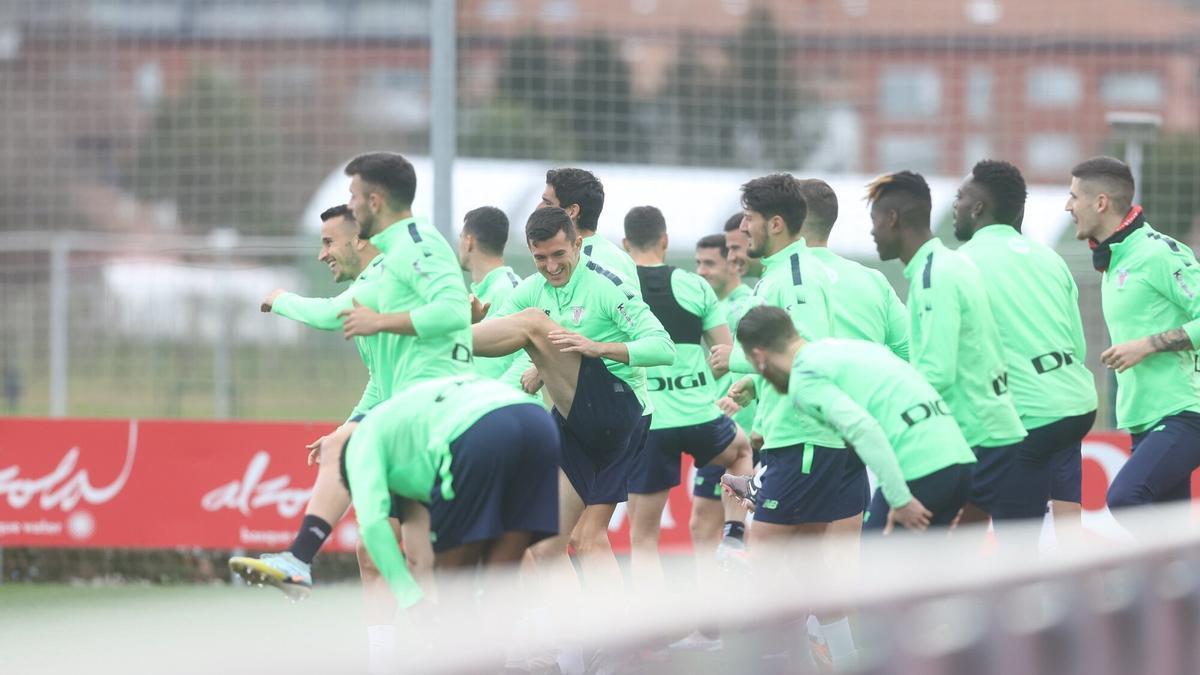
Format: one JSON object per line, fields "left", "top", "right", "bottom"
{"left": 695, "top": 245, "right": 734, "bottom": 295}
{"left": 530, "top": 229, "right": 582, "bottom": 287}
{"left": 318, "top": 215, "right": 363, "bottom": 282}
{"left": 724, "top": 225, "right": 750, "bottom": 275}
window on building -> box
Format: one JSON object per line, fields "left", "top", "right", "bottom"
{"left": 879, "top": 134, "right": 941, "bottom": 175}
{"left": 1026, "top": 133, "right": 1079, "bottom": 174}
{"left": 1026, "top": 66, "right": 1082, "bottom": 108}
{"left": 260, "top": 65, "right": 317, "bottom": 101}
{"left": 1100, "top": 71, "right": 1164, "bottom": 106}
{"left": 963, "top": 135, "right": 992, "bottom": 173}
{"left": 966, "top": 66, "right": 992, "bottom": 121}
{"left": 352, "top": 68, "right": 429, "bottom": 131}
{"left": 880, "top": 66, "right": 941, "bottom": 119}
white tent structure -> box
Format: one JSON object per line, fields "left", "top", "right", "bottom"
{"left": 303, "top": 157, "right": 1076, "bottom": 259}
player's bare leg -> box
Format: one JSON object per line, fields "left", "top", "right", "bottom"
{"left": 818, "top": 514, "right": 864, "bottom": 669}
{"left": 1051, "top": 499, "right": 1084, "bottom": 548}
{"left": 473, "top": 308, "right": 582, "bottom": 415}
{"left": 358, "top": 518, "right": 403, "bottom": 675}
{"left": 229, "top": 425, "right": 356, "bottom": 598}
{"left": 527, "top": 474, "right": 589, "bottom": 674}
{"left": 689, "top": 498, "right": 724, "bottom": 554}
{"left": 627, "top": 490, "right": 670, "bottom": 591}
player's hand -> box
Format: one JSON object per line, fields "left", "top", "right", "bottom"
{"left": 261, "top": 288, "right": 286, "bottom": 313}
{"left": 1100, "top": 338, "right": 1153, "bottom": 373}
{"left": 708, "top": 344, "right": 732, "bottom": 378}
{"left": 884, "top": 497, "right": 933, "bottom": 535}
{"left": 469, "top": 294, "right": 491, "bottom": 324}
{"left": 305, "top": 435, "right": 325, "bottom": 466}
{"left": 338, "top": 298, "right": 382, "bottom": 339}
{"left": 520, "top": 366, "right": 544, "bottom": 394}
{"left": 548, "top": 329, "right": 605, "bottom": 358}
{"left": 749, "top": 432, "right": 764, "bottom": 452}
{"left": 727, "top": 378, "right": 755, "bottom": 407}
{"left": 717, "top": 396, "right": 741, "bottom": 416}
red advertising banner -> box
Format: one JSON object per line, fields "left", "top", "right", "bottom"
{"left": 1, "top": 419, "right": 1195, "bottom": 552}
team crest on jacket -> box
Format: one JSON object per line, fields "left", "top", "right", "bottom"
{"left": 1117, "top": 269, "right": 1129, "bottom": 288}
{"left": 571, "top": 306, "right": 586, "bottom": 323}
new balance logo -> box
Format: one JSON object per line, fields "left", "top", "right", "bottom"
{"left": 762, "top": 499, "right": 779, "bottom": 510}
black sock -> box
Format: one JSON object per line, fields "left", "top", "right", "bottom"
{"left": 722, "top": 520, "right": 745, "bottom": 541}
{"left": 288, "top": 515, "right": 332, "bottom": 564}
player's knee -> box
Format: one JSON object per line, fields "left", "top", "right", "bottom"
{"left": 514, "top": 307, "right": 554, "bottom": 334}
{"left": 1106, "top": 481, "right": 1143, "bottom": 510}
{"left": 570, "top": 521, "right": 612, "bottom": 555}
{"left": 356, "top": 540, "right": 379, "bottom": 576}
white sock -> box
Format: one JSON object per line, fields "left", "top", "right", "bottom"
{"left": 366, "top": 624, "right": 396, "bottom": 675}
{"left": 819, "top": 617, "right": 858, "bottom": 665}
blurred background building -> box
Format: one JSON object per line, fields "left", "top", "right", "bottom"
{"left": 0, "top": 0, "right": 1198, "bottom": 423}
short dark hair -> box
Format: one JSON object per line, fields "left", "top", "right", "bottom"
{"left": 623, "top": 206, "right": 667, "bottom": 250}
{"left": 797, "top": 179, "right": 838, "bottom": 235}
{"left": 865, "top": 171, "right": 932, "bottom": 228}
{"left": 741, "top": 174, "right": 808, "bottom": 235}
{"left": 345, "top": 152, "right": 417, "bottom": 209}
{"left": 970, "top": 160, "right": 1027, "bottom": 227}
{"left": 320, "top": 204, "right": 354, "bottom": 222}
{"left": 736, "top": 306, "right": 798, "bottom": 352}
{"left": 546, "top": 168, "right": 605, "bottom": 232}
{"left": 463, "top": 206, "right": 510, "bottom": 256}
{"left": 526, "top": 207, "right": 576, "bottom": 244}
{"left": 696, "top": 233, "right": 728, "bottom": 257}
{"left": 1071, "top": 156, "right": 1135, "bottom": 211}
{"left": 723, "top": 212, "right": 744, "bottom": 232}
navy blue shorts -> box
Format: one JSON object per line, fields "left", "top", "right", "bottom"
{"left": 753, "top": 444, "right": 846, "bottom": 525}
{"left": 388, "top": 495, "right": 407, "bottom": 520}
{"left": 630, "top": 416, "right": 737, "bottom": 495}
{"left": 554, "top": 356, "right": 647, "bottom": 505}
{"left": 1108, "top": 411, "right": 1200, "bottom": 509}
{"left": 693, "top": 462, "right": 725, "bottom": 500}
{"left": 833, "top": 449, "right": 870, "bottom": 520}
{"left": 430, "top": 404, "right": 560, "bottom": 553}
{"left": 967, "top": 441, "right": 1024, "bottom": 519}
{"left": 863, "top": 462, "right": 974, "bottom": 531}
{"left": 995, "top": 411, "right": 1096, "bottom": 517}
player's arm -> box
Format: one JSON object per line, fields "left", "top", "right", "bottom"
{"left": 347, "top": 439, "right": 424, "bottom": 608}
{"left": 348, "top": 372, "right": 382, "bottom": 421}
{"left": 550, "top": 287, "right": 675, "bottom": 366}
{"left": 880, "top": 278, "right": 911, "bottom": 361}
{"left": 1101, "top": 252, "right": 1200, "bottom": 372}
{"left": 269, "top": 285, "right": 359, "bottom": 331}
{"left": 908, "top": 274, "right": 961, "bottom": 395}
{"left": 790, "top": 370, "right": 914, "bottom": 508}
{"left": 341, "top": 246, "right": 471, "bottom": 338}
{"left": 695, "top": 275, "right": 731, "bottom": 350}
